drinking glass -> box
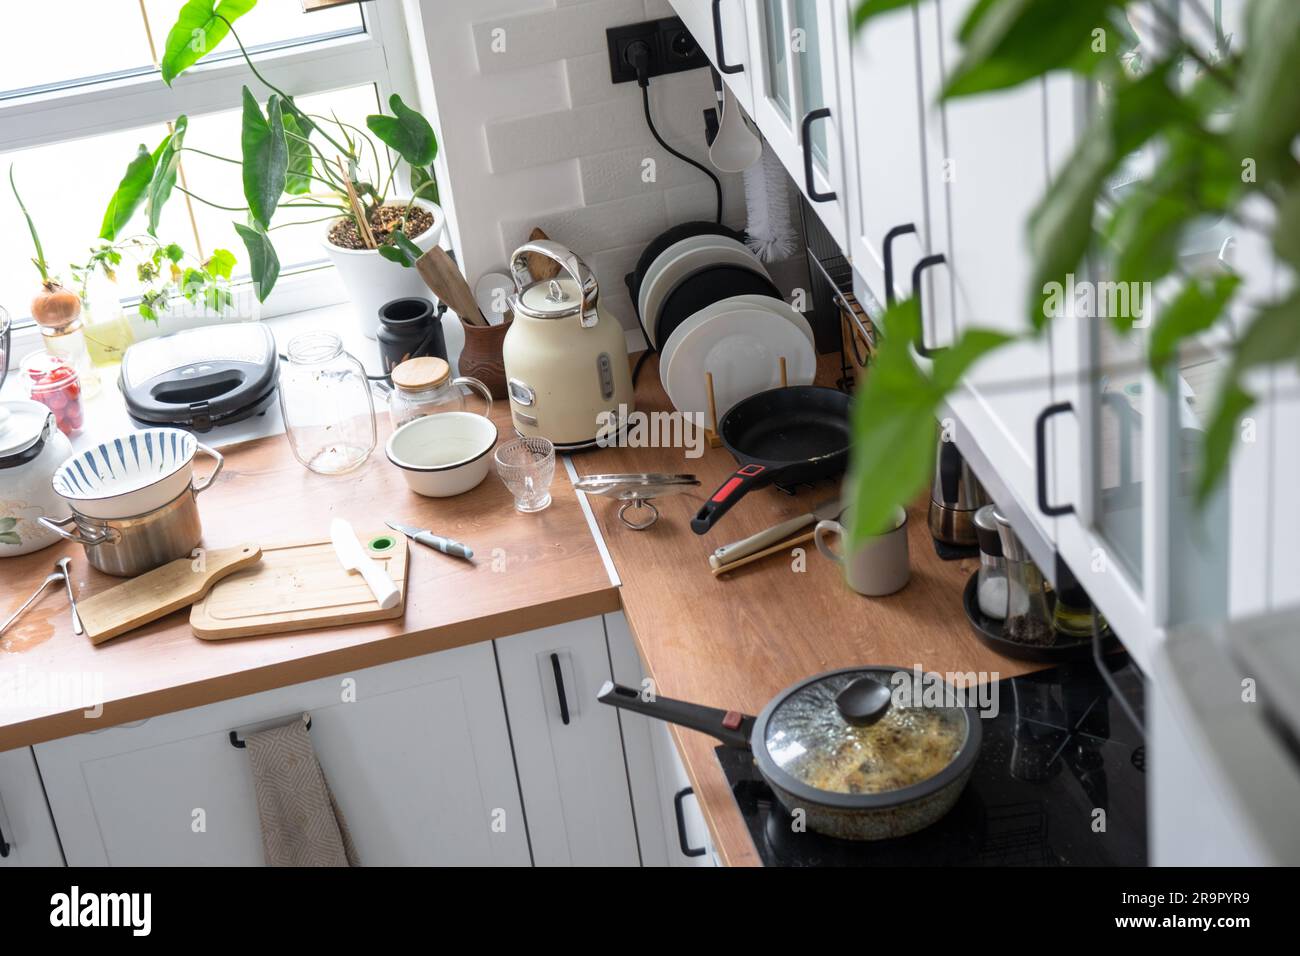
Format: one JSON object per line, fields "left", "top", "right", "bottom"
{"left": 494, "top": 437, "right": 555, "bottom": 513}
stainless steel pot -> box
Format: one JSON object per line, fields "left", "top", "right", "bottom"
{"left": 39, "top": 483, "right": 209, "bottom": 577}
{"left": 599, "top": 666, "right": 982, "bottom": 841}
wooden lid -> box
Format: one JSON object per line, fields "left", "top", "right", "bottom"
{"left": 391, "top": 356, "right": 450, "bottom": 391}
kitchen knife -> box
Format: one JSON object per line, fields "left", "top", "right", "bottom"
{"left": 709, "top": 497, "right": 842, "bottom": 570}
{"left": 330, "top": 519, "right": 401, "bottom": 610}
{"left": 386, "top": 521, "right": 474, "bottom": 561}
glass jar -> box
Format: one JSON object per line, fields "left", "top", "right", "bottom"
{"left": 1052, "top": 564, "right": 1095, "bottom": 639}
{"left": 993, "top": 508, "right": 1055, "bottom": 645}
{"left": 278, "top": 331, "right": 376, "bottom": 475}
{"left": 20, "top": 351, "right": 83, "bottom": 437}
{"left": 388, "top": 356, "right": 492, "bottom": 430}
{"left": 973, "top": 504, "right": 1008, "bottom": 619}
{"left": 40, "top": 318, "right": 100, "bottom": 398}
{"left": 82, "top": 270, "right": 135, "bottom": 367}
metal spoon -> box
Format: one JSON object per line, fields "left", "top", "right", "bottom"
{"left": 57, "top": 557, "right": 83, "bottom": 635}
{"left": 0, "top": 572, "right": 66, "bottom": 637}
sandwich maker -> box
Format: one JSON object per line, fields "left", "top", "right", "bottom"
{"left": 119, "top": 324, "right": 280, "bottom": 432}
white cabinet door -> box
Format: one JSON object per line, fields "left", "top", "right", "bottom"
{"left": 842, "top": 0, "right": 931, "bottom": 305}
{"left": 603, "top": 611, "right": 716, "bottom": 866}
{"left": 35, "top": 643, "right": 530, "bottom": 866}
{"left": 670, "top": 0, "right": 755, "bottom": 115}
{"left": 745, "top": 0, "right": 855, "bottom": 250}
{"left": 0, "top": 747, "right": 63, "bottom": 867}
{"left": 495, "top": 617, "right": 640, "bottom": 866}
{"left": 917, "top": 0, "right": 1056, "bottom": 542}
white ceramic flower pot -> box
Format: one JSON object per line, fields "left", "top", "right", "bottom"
{"left": 321, "top": 198, "right": 446, "bottom": 339}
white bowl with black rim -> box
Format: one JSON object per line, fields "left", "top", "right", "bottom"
{"left": 52, "top": 427, "right": 223, "bottom": 520}
{"left": 386, "top": 411, "right": 498, "bottom": 497}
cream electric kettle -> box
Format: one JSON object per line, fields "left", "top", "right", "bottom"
{"left": 502, "top": 241, "right": 634, "bottom": 450}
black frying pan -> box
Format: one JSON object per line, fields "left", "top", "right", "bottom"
{"left": 691, "top": 385, "right": 851, "bottom": 535}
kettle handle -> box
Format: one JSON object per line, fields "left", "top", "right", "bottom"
{"left": 508, "top": 240, "right": 598, "bottom": 328}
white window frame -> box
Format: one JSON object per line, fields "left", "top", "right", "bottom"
{"left": 1, "top": 0, "right": 420, "bottom": 350}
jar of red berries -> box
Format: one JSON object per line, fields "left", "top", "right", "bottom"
{"left": 20, "top": 352, "right": 83, "bottom": 437}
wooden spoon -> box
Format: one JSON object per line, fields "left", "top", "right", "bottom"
{"left": 415, "top": 247, "right": 488, "bottom": 326}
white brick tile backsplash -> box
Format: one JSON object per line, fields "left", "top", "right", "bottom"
{"left": 499, "top": 192, "right": 669, "bottom": 267}
{"left": 487, "top": 99, "right": 651, "bottom": 173}
{"left": 579, "top": 142, "right": 717, "bottom": 204}
{"left": 473, "top": 0, "right": 645, "bottom": 74}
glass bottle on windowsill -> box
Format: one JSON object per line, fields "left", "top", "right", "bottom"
{"left": 81, "top": 270, "right": 135, "bottom": 367}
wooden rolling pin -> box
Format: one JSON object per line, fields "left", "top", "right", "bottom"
{"left": 415, "top": 247, "right": 488, "bottom": 326}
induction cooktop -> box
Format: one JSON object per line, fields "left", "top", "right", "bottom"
{"left": 717, "top": 656, "right": 1147, "bottom": 866}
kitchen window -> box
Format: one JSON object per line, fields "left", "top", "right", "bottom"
{"left": 0, "top": 0, "right": 417, "bottom": 332}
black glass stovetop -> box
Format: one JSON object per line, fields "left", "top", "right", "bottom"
{"left": 716, "top": 655, "right": 1147, "bottom": 866}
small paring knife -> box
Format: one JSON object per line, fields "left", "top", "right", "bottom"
{"left": 386, "top": 521, "right": 474, "bottom": 562}
{"left": 331, "top": 519, "right": 401, "bottom": 610}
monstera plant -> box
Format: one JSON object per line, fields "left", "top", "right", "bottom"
{"left": 138, "top": 0, "right": 442, "bottom": 304}
{"left": 845, "top": 0, "right": 1300, "bottom": 546}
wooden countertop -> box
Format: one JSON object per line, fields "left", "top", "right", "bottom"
{"left": 0, "top": 405, "right": 619, "bottom": 751}
{"left": 572, "top": 354, "right": 1047, "bottom": 867}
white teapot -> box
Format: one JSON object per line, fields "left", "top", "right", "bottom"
{"left": 0, "top": 400, "right": 74, "bottom": 557}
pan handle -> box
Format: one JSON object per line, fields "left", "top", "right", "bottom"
{"left": 597, "top": 681, "right": 754, "bottom": 749}
{"left": 690, "top": 462, "right": 770, "bottom": 535}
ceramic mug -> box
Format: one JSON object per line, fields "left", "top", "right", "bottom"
{"left": 814, "top": 506, "right": 910, "bottom": 596}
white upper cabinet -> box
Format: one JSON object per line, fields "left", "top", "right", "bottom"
{"left": 670, "top": 0, "right": 755, "bottom": 115}
{"left": 744, "top": 0, "right": 856, "bottom": 250}
{"left": 915, "top": 0, "right": 1058, "bottom": 545}
{"left": 841, "top": 0, "right": 930, "bottom": 306}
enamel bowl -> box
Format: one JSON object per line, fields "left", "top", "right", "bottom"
{"left": 52, "top": 427, "right": 223, "bottom": 520}
{"left": 386, "top": 412, "right": 498, "bottom": 497}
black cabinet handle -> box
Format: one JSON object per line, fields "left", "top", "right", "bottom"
{"left": 673, "top": 787, "right": 707, "bottom": 857}
{"left": 882, "top": 223, "right": 918, "bottom": 307}
{"left": 0, "top": 819, "right": 10, "bottom": 857}
{"left": 712, "top": 0, "right": 744, "bottom": 74}
{"left": 1036, "top": 402, "right": 1077, "bottom": 516}
{"left": 910, "top": 253, "right": 947, "bottom": 357}
{"left": 801, "top": 108, "right": 836, "bottom": 202}
{"left": 550, "top": 653, "right": 570, "bottom": 726}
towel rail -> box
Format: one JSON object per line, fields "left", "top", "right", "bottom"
{"left": 230, "top": 712, "right": 312, "bottom": 748}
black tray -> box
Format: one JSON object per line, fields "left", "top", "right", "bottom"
{"left": 962, "top": 570, "right": 1115, "bottom": 663}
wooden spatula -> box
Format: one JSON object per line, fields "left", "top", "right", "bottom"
{"left": 526, "top": 227, "right": 563, "bottom": 281}
{"left": 415, "top": 247, "right": 488, "bottom": 326}
{"left": 79, "top": 545, "right": 262, "bottom": 645}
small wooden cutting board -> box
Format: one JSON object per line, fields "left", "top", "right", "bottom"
{"left": 81, "top": 545, "right": 263, "bottom": 645}
{"left": 189, "top": 531, "right": 408, "bottom": 640}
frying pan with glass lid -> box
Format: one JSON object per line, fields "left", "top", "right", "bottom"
{"left": 598, "top": 666, "right": 982, "bottom": 841}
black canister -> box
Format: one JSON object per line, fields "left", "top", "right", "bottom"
{"left": 376, "top": 297, "right": 447, "bottom": 375}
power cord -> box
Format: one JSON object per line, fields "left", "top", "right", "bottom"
{"left": 627, "top": 41, "right": 722, "bottom": 225}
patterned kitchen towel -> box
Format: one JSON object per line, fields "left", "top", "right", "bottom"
{"left": 244, "top": 716, "right": 359, "bottom": 867}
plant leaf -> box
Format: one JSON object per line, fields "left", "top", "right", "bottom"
{"left": 234, "top": 221, "right": 280, "bottom": 301}
{"left": 206, "top": 248, "right": 237, "bottom": 280}
{"left": 410, "top": 164, "right": 439, "bottom": 205}
{"left": 159, "top": 0, "right": 257, "bottom": 85}
{"left": 282, "top": 113, "right": 313, "bottom": 196}
{"left": 943, "top": 0, "right": 1121, "bottom": 99}
{"left": 241, "top": 89, "right": 288, "bottom": 228}
{"left": 1198, "top": 380, "right": 1255, "bottom": 506}
{"left": 99, "top": 145, "right": 155, "bottom": 241}
{"left": 1275, "top": 182, "right": 1300, "bottom": 272}
{"left": 1232, "top": 292, "right": 1300, "bottom": 373}
{"left": 1149, "top": 274, "right": 1241, "bottom": 382}
{"left": 1232, "top": 0, "right": 1300, "bottom": 178}
{"left": 851, "top": 0, "right": 919, "bottom": 30}
{"left": 147, "top": 115, "right": 188, "bottom": 236}
{"left": 366, "top": 94, "right": 437, "bottom": 167}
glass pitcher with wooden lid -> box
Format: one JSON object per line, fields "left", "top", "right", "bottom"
{"left": 387, "top": 356, "right": 492, "bottom": 430}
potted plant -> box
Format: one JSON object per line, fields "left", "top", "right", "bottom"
{"left": 9, "top": 167, "right": 82, "bottom": 333}
{"left": 147, "top": 0, "right": 445, "bottom": 338}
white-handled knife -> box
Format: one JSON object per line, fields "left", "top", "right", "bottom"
{"left": 330, "top": 519, "right": 401, "bottom": 610}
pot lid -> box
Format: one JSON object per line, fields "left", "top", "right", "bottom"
{"left": 0, "top": 400, "right": 53, "bottom": 459}
{"left": 762, "top": 668, "right": 968, "bottom": 796}
{"left": 391, "top": 356, "right": 450, "bottom": 391}
{"left": 515, "top": 273, "right": 597, "bottom": 320}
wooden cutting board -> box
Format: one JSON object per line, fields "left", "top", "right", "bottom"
{"left": 81, "top": 545, "right": 263, "bottom": 646}
{"left": 189, "top": 531, "right": 408, "bottom": 640}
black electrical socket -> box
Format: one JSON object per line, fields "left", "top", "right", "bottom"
{"left": 606, "top": 16, "right": 708, "bottom": 84}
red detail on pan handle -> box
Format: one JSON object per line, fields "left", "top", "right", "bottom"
{"left": 722, "top": 711, "right": 743, "bottom": 731}
{"left": 737, "top": 464, "right": 765, "bottom": 477}
{"left": 711, "top": 477, "right": 744, "bottom": 503}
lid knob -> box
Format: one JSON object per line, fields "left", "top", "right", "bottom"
{"left": 835, "top": 677, "right": 892, "bottom": 726}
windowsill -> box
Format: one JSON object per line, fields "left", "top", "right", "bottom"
{"left": 1, "top": 298, "right": 392, "bottom": 454}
